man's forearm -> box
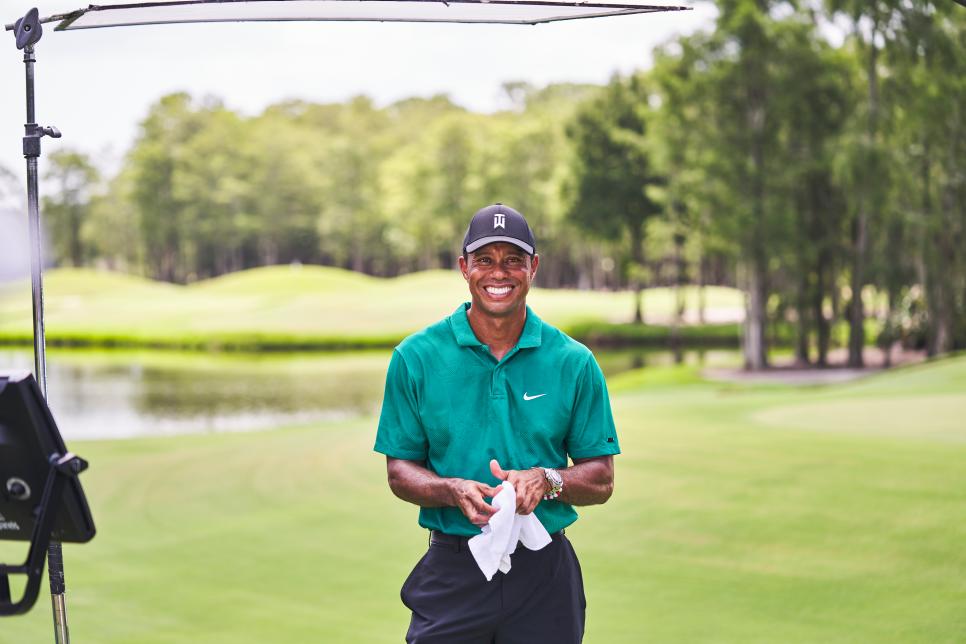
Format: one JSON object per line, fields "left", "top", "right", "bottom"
{"left": 386, "top": 457, "right": 500, "bottom": 525}
{"left": 386, "top": 457, "right": 456, "bottom": 507}
{"left": 558, "top": 456, "right": 614, "bottom": 506}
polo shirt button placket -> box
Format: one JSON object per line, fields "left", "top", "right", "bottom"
{"left": 491, "top": 365, "right": 507, "bottom": 399}
{"left": 490, "top": 347, "right": 520, "bottom": 399}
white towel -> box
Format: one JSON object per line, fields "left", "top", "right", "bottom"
{"left": 468, "top": 481, "right": 552, "bottom": 581}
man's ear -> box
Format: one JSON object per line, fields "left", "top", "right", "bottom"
{"left": 458, "top": 254, "right": 470, "bottom": 281}
{"left": 529, "top": 254, "right": 539, "bottom": 282}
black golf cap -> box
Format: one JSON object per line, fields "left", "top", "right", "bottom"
{"left": 462, "top": 204, "right": 536, "bottom": 256}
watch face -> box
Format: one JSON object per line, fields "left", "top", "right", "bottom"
{"left": 546, "top": 468, "right": 563, "bottom": 486}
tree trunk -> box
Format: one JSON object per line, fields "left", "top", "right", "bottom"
{"left": 633, "top": 288, "right": 643, "bottom": 325}
{"left": 927, "top": 273, "right": 951, "bottom": 356}
{"left": 814, "top": 256, "right": 830, "bottom": 367}
{"left": 919, "top": 138, "right": 942, "bottom": 358}
{"left": 546, "top": 239, "right": 564, "bottom": 288}
{"left": 882, "top": 288, "right": 894, "bottom": 368}
{"left": 351, "top": 234, "right": 366, "bottom": 274}
{"left": 260, "top": 239, "right": 278, "bottom": 266}
{"left": 69, "top": 205, "right": 83, "bottom": 267}
{"left": 795, "top": 272, "right": 810, "bottom": 365}
{"left": 629, "top": 224, "right": 645, "bottom": 324}
{"left": 671, "top": 232, "right": 685, "bottom": 347}
{"left": 674, "top": 232, "right": 686, "bottom": 328}
{"left": 698, "top": 253, "right": 707, "bottom": 325}
{"left": 849, "top": 19, "right": 882, "bottom": 369}
{"left": 744, "top": 45, "right": 769, "bottom": 371}
{"left": 929, "top": 186, "right": 957, "bottom": 355}
{"left": 742, "top": 258, "right": 768, "bottom": 370}
{"left": 849, "top": 208, "right": 867, "bottom": 367}
{"left": 808, "top": 167, "right": 832, "bottom": 367}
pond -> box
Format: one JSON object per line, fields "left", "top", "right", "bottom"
{"left": 0, "top": 347, "right": 739, "bottom": 440}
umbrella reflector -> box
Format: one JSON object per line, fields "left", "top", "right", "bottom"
{"left": 45, "top": 0, "right": 690, "bottom": 30}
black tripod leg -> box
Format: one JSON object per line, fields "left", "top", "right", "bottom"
{"left": 0, "top": 574, "right": 10, "bottom": 604}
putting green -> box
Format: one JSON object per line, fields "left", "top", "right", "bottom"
{"left": 0, "top": 355, "right": 963, "bottom": 642}
{"left": 751, "top": 358, "right": 966, "bottom": 442}
{"left": 753, "top": 393, "right": 966, "bottom": 441}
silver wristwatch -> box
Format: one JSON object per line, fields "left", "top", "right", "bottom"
{"left": 542, "top": 467, "right": 563, "bottom": 500}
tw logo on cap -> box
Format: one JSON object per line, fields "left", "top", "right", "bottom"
{"left": 494, "top": 213, "right": 506, "bottom": 229}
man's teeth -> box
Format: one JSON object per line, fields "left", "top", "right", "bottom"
{"left": 486, "top": 286, "right": 511, "bottom": 295}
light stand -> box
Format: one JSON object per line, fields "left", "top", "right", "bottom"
{"left": 10, "top": 8, "right": 70, "bottom": 644}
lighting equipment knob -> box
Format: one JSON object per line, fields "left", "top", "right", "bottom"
{"left": 6, "top": 477, "right": 31, "bottom": 500}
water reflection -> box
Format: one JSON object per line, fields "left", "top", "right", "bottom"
{"left": 0, "top": 347, "right": 737, "bottom": 440}
{"left": 0, "top": 349, "right": 389, "bottom": 440}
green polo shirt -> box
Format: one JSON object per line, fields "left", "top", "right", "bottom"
{"left": 374, "top": 303, "right": 620, "bottom": 537}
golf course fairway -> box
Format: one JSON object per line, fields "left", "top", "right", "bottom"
{"left": 0, "top": 354, "right": 963, "bottom": 642}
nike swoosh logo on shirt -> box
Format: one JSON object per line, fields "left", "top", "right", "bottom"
{"left": 523, "top": 392, "right": 547, "bottom": 401}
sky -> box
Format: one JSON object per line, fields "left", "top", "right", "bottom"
{"left": 0, "top": 0, "right": 715, "bottom": 183}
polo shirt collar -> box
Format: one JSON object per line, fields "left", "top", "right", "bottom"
{"left": 518, "top": 306, "right": 543, "bottom": 348}
{"left": 449, "top": 303, "right": 543, "bottom": 349}
{"left": 450, "top": 303, "right": 482, "bottom": 347}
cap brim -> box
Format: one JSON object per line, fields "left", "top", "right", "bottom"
{"left": 464, "top": 236, "right": 534, "bottom": 255}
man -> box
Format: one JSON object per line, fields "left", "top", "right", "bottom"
{"left": 374, "top": 203, "right": 620, "bottom": 643}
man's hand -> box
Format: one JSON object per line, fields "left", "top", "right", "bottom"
{"left": 451, "top": 479, "right": 501, "bottom": 526}
{"left": 490, "top": 459, "right": 548, "bottom": 515}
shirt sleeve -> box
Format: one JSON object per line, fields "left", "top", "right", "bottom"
{"left": 565, "top": 354, "right": 621, "bottom": 459}
{"left": 374, "top": 349, "right": 428, "bottom": 461}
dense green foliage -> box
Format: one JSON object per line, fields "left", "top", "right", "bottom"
{"left": 7, "top": 1, "right": 964, "bottom": 366}
{"left": 1, "top": 354, "right": 964, "bottom": 643}
{"left": 69, "top": 87, "right": 603, "bottom": 286}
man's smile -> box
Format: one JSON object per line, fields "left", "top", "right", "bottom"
{"left": 484, "top": 284, "right": 514, "bottom": 298}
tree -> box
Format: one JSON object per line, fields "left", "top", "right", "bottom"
{"left": 884, "top": 4, "right": 966, "bottom": 354}
{"left": 126, "top": 93, "right": 202, "bottom": 282}
{"left": 244, "top": 111, "right": 324, "bottom": 268}
{"left": 650, "top": 34, "right": 733, "bottom": 330}
{"left": 657, "top": 1, "right": 790, "bottom": 369}
{"left": 84, "top": 171, "right": 140, "bottom": 272}
{"left": 650, "top": 1, "right": 860, "bottom": 369}
{"left": 824, "top": 0, "right": 909, "bottom": 366}
{"left": 41, "top": 150, "right": 100, "bottom": 267}
{"left": 566, "top": 74, "right": 663, "bottom": 323}
{"left": 479, "top": 107, "right": 572, "bottom": 287}
{"left": 314, "top": 96, "right": 392, "bottom": 274}
{"left": 769, "top": 17, "right": 854, "bottom": 366}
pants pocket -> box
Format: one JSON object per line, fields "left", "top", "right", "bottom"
{"left": 400, "top": 550, "right": 430, "bottom": 609}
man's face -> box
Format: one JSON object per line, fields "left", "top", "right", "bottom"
{"left": 459, "top": 242, "right": 539, "bottom": 318}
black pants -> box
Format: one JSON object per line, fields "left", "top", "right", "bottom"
{"left": 400, "top": 531, "right": 586, "bottom": 643}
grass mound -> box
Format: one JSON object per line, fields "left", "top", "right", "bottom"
{"left": 194, "top": 264, "right": 380, "bottom": 295}
{"left": 0, "top": 267, "right": 744, "bottom": 350}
